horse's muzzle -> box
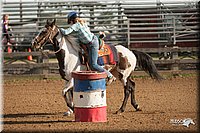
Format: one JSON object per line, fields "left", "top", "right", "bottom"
{"left": 31, "top": 40, "right": 40, "bottom": 49}
{"left": 31, "top": 41, "right": 36, "bottom": 48}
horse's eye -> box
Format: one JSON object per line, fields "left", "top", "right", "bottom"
{"left": 42, "top": 30, "right": 47, "bottom": 33}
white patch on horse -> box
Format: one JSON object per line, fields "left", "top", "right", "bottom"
{"left": 115, "top": 45, "right": 137, "bottom": 86}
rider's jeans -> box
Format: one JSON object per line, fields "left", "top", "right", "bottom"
{"left": 87, "top": 35, "right": 112, "bottom": 78}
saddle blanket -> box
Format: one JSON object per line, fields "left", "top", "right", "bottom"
{"left": 97, "top": 44, "right": 118, "bottom": 66}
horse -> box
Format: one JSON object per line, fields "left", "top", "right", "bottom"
{"left": 32, "top": 19, "right": 163, "bottom": 116}
{"left": 182, "top": 118, "right": 195, "bottom": 127}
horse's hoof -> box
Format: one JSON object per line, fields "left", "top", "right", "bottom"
{"left": 63, "top": 111, "right": 72, "bottom": 116}
{"left": 136, "top": 105, "right": 142, "bottom": 111}
{"left": 115, "top": 109, "right": 124, "bottom": 114}
{"left": 135, "top": 105, "right": 142, "bottom": 111}
{"left": 136, "top": 108, "right": 142, "bottom": 111}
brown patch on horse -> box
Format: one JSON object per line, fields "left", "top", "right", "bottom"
{"left": 79, "top": 52, "right": 90, "bottom": 71}
{"left": 118, "top": 52, "right": 131, "bottom": 70}
{"left": 104, "top": 64, "right": 116, "bottom": 71}
{"left": 55, "top": 49, "right": 68, "bottom": 81}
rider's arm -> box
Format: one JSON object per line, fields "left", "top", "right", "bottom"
{"left": 60, "top": 23, "right": 80, "bottom": 35}
{"left": 60, "top": 27, "right": 74, "bottom": 35}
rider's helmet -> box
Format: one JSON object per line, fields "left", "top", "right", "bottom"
{"left": 67, "top": 11, "right": 78, "bottom": 24}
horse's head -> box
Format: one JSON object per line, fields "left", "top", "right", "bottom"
{"left": 32, "top": 19, "right": 59, "bottom": 49}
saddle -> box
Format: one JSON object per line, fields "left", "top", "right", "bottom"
{"left": 79, "top": 39, "right": 119, "bottom": 70}
{"left": 79, "top": 38, "right": 131, "bottom": 71}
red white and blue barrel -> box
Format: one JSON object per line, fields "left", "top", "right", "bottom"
{"left": 72, "top": 71, "right": 107, "bottom": 122}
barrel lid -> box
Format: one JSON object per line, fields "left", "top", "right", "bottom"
{"left": 72, "top": 71, "right": 107, "bottom": 80}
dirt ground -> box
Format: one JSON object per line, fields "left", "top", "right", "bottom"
{"left": 2, "top": 71, "right": 199, "bottom": 132}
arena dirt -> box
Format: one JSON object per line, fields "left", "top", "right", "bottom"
{"left": 2, "top": 71, "right": 198, "bottom": 132}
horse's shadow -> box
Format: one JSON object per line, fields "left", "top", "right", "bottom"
{"left": 3, "top": 112, "right": 74, "bottom": 125}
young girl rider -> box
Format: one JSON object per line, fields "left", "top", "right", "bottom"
{"left": 60, "top": 11, "right": 116, "bottom": 85}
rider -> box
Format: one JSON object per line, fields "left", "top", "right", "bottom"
{"left": 60, "top": 11, "right": 116, "bottom": 85}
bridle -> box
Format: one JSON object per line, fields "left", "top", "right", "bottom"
{"left": 33, "top": 24, "right": 63, "bottom": 54}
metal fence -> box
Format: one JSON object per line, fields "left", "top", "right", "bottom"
{"left": 2, "top": 1, "right": 199, "bottom": 74}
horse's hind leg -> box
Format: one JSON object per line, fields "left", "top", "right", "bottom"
{"left": 116, "top": 84, "right": 130, "bottom": 114}
{"left": 116, "top": 77, "right": 141, "bottom": 114}
{"left": 129, "top": 79, "right": 142, "bottom": 111}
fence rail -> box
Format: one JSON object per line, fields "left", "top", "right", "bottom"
{"left": 2, "top": 1, "right": 199, "bottom": 74}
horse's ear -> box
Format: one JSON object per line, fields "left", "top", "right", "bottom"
{"left": 46, "top": 19, "right": 50, "bottom": 25}
{"left": 52, "top": 19, "right": 56, "bottom": 25}
{"left": 49, "top": 19, "right": 56, "bottom": 27}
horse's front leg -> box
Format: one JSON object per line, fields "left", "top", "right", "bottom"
{"left": 62, "top": 79, "right": 74, "bottom": 116}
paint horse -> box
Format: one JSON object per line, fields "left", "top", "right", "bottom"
{"left": 32, "top": 20, "right": 163, "bottom": 116}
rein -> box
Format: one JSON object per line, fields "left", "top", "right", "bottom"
{"left": 47, "top": 37, "right": 64, "bottom": 54}
{"left": 49, "top": 26, "right": 64, "bottom": 54}
{"left": 43, "top": 26, "right": 63, "bottom": 54}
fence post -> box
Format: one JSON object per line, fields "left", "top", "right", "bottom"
{"left": 172, "top": 17, "right": 176, "bottom": 45}
{"left": 118, "top": 2, "right": 123, "bottom": 29}
{"left": 90, "top": 6, "right": 95, "bottom": 30}
{"left": 36, "top": 52, "right": 49, "bottom": 75}
{"left": 171, "top": 17, "right": 179, "bottom": 71}
{"left": 19, "top": 0, "right": 23, "bottom": 22}
{"left": 127, "top": 19, "right": 130, "bottom": 49}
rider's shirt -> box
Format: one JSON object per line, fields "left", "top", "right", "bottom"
{"left": 60, "top": 22, "right": 94, "bottom": 45}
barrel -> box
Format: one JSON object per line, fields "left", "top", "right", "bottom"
{"left": 72, "top": 71, "right": 107, "bottom": 122}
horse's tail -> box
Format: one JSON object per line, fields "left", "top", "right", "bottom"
{"left": 132, "top": 50, "right": 163, "bottom": 81}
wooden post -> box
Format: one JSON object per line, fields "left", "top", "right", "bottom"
{"left": 118, "top": 2, "right": 123, "bottom": 29}
{"left": 36, "top": 52, "right": 49, "bottom": 75}
{"left": 171, "top": 17, "right": 179, "bottom": 71}
{"left": 172, "top": 17, "right": 176, "bottom": 45}
{"left": 127, "top": 19, "right": 130, "bottom": 49}
{"left": 157, "top": 1, "right": 162, "bottom": 58}
{"left": 36, "top": 1, "right": 43, "bottom": 73}
{"left": 118, "top": 2, "right": 124, "bottom": 45}
{"left": 90, "top": 6, "right": 95, "bottom": 31}
{"left": 20, "top": 0, "right": 22, "bottom": 22}
{"left": 42, "top": 53, "right": 49, "bottom": 76}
